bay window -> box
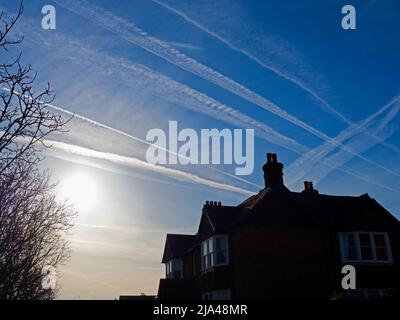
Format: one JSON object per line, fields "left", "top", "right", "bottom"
{"left": 201, "top": 234, "right": 228, "bottom": 271}
{"left": 165, "top": 259, "right": 183, "bottom": 279}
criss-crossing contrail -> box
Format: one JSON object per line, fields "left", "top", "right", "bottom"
{"left": 3, "top": 5, "right": 398, "bottom": 192}
{"left": 51, "top": 0, "right": 400, "bottom": 180}
{"left": 150, "top": 0, "right": 400, "bottom": 165}
{"left": 4, "top": 83, "right": 395, "bottom": 193}
{"left": 286, "top": 96, "right": 400, "bottom": 188}
{"left": 151, "top": 0, "right": 400, "bottom": 154}
{"left": 43, "top": 99, "right": 400, "bottom": 193}
{"left": 151, "top": 0, "right": 349, "bottom": 124}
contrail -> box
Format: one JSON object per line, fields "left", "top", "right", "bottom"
{"left": 151, "top": 0, "right": 349, "bottom": 124}
{"left": 44, "top": 100, "right": 400, "bottom": 193}
{"left": 3, "top": 7, "right": 398, "bottom": 191}
{"left": 45, "top": 139, "right": 256, "bottom": 196}
{"left": 51, "top": 0, "right": 400, "bottom": 179}
{"left": 286, "top": 96, "right": 400, "bottom": 187}
{"left": 44, "top": 94, "right": 399, "bottom": 193}
{"left": 34, "top": 34, "right": 304, "bottom": 153}
{"left": 151, "top": 0, "right": 400, "bottom": 161}
{"left": 52, "top": 0, "right": 343, "bottom": 140}
{"left": 2, "top": 86, "right": 262, "bottom": 190}
{"left": 4, "top": 83, "right": 396, "bottom": 193}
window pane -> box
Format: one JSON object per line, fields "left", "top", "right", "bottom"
{"left": 344, "top": 246, "right": 357, "bottom": 260}
{"left": 208, "top": 239, "right": 214, "bottom": 253}
{"left": 376, "top": 247, "right": 388, "bottom": 260}
{"left": 203, "top": 241, "right": 209, "bottom": 255}
{"left": 374, "top": 234, "right": 386, "bottom": 247}
{"left": 216, "top": 251, "right": 226, "bottom": 264}
{"left": 359, "top": 233, "right": 371, "bottom": 246}
{"left": 216, "top": 236, "right": 227, "bottom": 250}
{"left": 361, "top": 246, "right": 373, "bottom": 260}
{"left": 343, "top": 233, "right": 356, "bottom": 247}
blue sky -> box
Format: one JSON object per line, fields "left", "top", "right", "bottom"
{"left": 0, "top": 0, "right": 399, "bottom": 299}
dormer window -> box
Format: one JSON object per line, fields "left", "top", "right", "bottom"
{"left": 166, "top": 259, "right": 183, "bottom": 279}
{"left": 201, "top": 234, "right": 229, "bottom": 271}
{"left": 338, "top": 232, "right": 393, "bottom": 264}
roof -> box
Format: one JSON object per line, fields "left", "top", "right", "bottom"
{"left": 161, "top": 234, "right": 195, "bottom": 263}
{"left": 287, "top": 192, "right": 400, "bottom": 230}
{"left": 204, "top": 205, "right": 248, "bottom": 232}
{"left": 161, "top": 185, "right": 400, "bottom": 262}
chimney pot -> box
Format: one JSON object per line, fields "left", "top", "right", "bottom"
{"left": 304, "top": 181, "right": 313, "bottom": 190}
{"left": 302, "top": 181, "right": 318, "bottom": 194}
{"left": 263, "top": 152, "right": 284, "bottom": 188}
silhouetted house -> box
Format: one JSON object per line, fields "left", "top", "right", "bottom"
{"left": 157, "top": 153, "right": 400, "bottom": 300}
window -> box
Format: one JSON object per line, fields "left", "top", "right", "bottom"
{"left": 165, "top": 259, "right": 183, "bottom": 279}
{"left": 202, "top": 290, "right": 231, "bottom": 300}
{"left": 201, "top": 235, "right": 228, "bottom": 271}
{"left": 339, "top": 232, "right": 392, "bottom": 263}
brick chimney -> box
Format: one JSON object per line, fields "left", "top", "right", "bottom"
{"left": 302, "top": 181, "right": 319, "bottom": 194}
{"left": 262, "top": 153, "right": 284, "bottom": 188}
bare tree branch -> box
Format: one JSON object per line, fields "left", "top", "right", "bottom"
{"left": 0, "top": 2, "right": 76, "bottom": 300}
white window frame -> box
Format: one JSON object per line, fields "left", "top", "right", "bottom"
{"left": 201, "top": 234, "right": 229, "bottom": 271}
{"left": 201, "top": 290, "right": 231, "bottom": 300}
{"left": 338, "top": 231, "right": 393, "bottom": 264}
{"left": 165, "top": 258, "right": 183, "bottom": 279}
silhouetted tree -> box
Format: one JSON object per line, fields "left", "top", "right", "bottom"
{"left": 0, "top": 3, "right": 75, "bottom": 299}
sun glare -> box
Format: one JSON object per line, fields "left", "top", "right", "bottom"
{"left": 59, "top": 172, "right": 98, "bottom": 212}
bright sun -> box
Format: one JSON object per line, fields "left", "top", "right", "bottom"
{"left": 59, "top": 172, "right": 98, "bottom": 212}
